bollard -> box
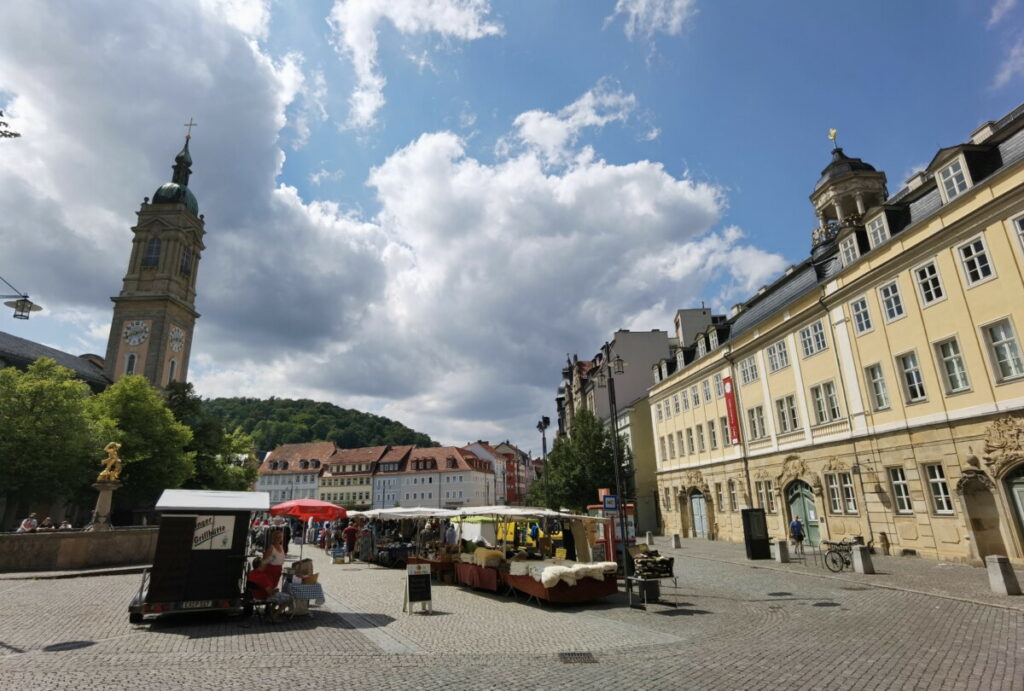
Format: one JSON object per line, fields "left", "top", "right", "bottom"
{"left": 646, "top": 531, "right": 654, "bottom": 546}
{"left": 671, "top": 533, "right": 682, "bottom": 549}
{"left": 852, "top": 545, "right": 875, "bottom": 574}
{"left": 985, "top": 555, "right": 1022, "bottom": 596}
{"left": 774, "top": 539, "right": 790, "bottom": 564}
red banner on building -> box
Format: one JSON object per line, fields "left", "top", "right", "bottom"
{"left": 723, "top": 376, "right": 742, "bottom": 446}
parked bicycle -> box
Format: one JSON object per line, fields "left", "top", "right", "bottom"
{"left": 821, "top": 537, "right": 858, "bottom": 572}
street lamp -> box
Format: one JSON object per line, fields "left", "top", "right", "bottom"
{"left": 596, "top": 343, "right": 630, "bottom": 577}
{"left": 537, "top": 415, "right": 550, "bottom": 508}
{"left": 1, "top": 273, "right": 41, "bottom": 319}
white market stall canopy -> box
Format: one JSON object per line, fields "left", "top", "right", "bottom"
{"left": 349, "top": 505, "right": 607, "bottom": 522}
{"left": 156, "top": 489, "right": 271, "bottom": 512}
{"left": 348, "top": 507, "right": 462, "bottom": 520}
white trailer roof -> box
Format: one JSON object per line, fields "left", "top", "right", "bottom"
{"left": 156, "top": 489, "right": 271, "bottom": 512}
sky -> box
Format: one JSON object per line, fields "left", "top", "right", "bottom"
{"left": 0, "top": 0, "right": 1022, "bottom": 454}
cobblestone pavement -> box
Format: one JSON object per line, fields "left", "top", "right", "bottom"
{"left": 0, "top": 543, "right": 1021, "bottom": 690}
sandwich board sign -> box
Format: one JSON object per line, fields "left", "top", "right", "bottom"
{"left": 403, "top": 563, "right": 432, "bottom": 614}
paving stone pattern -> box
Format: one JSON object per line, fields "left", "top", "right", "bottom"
{"left": 0, "top": 540, "right": 1020, "bottom": 690}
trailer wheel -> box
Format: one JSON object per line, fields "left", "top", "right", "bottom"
{"left": 129, "top": 612, "right": 143, "bottom": 624}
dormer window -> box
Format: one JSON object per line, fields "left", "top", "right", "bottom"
{"left": 938, "top": 158, "right": 969, "bottom": 201}
{"left": 708, "top": 330, "right": 719, "bottom": 350}
{"left": 300, "top": 460, "right": 309, "bottom": 469}
{"left": 311, "top": 460, "right": 320, "bottom": 468}
{"left": 270, "top": 461, "right": 278, "bottom": 470}
{"left": 280, "top": 461, "right": 289, "bottom": 470}
{"left": 696, "top": 338, "right": 706, "bottom": 358}
{"left": 866, "top": 216, "right": 888, "bottom": 248}
{"left": 839, "top": 236, "right": 859, "bottom": 266}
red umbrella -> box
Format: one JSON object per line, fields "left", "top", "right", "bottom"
{"left": 269, "top": 499, "right": 347, "bottom": 557}
{"left": 270, "top": 498, "right": 347, "bottom": 521}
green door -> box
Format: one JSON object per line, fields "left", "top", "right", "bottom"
{"left": 1008, "top": 466, "right": 1024, "bottom": 540}
{"left": 787, "top": 481, "right": 820, "bottom": 546}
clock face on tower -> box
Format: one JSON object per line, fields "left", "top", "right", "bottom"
{"left": 169, "top": 326, "right": 185, "bottom": 352}
{"left": 122, "top": 319, "right": 150, "bottom": 346}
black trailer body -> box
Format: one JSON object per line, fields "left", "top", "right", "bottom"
{"left": 130, "top": 490, "right": 270, "bottom": 622}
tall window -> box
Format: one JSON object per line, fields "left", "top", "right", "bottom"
{"left": 985, "top": 320, "right": 1024, "bottom": 381}
{"left": 167, "top": 359, "right": 177, "bottom": 383}
{"left": 850, "top": 297, "right": 872, "bottom": 334}
{"left": 708, "top": 419, "right": 718, "bottom": 449}
{"left": 747, "top": 405, "right": 767, "bottom": 440}
{"left": 958, "top": 237, "right": 993, "bottom": 285}
{"left": 766, "top": 340, "right": 789, "bottom": 372}
{"left": 936, "top": 338, "right": 970, "bottom": 393}
{"left": 888, "top": 467, "right": 913, "bottom": 514}
{"left": 673, "top": 394, "right": 681, "bottom": 414}
{"left": 825, "top": 474, "right": 843, "bottom": 513}
{"left": 179, "top": 246, "right": 193, "bottom": 276}
{"left": 664, "top": 398, "right": 672, "bottom": 419}
{"left": 715, "top": 483, "right": 724, "bottom": 510}
{"left": 668, "top": 434, "right": 676, "bottom": 458}
{"left": 686, "top": 428, "right": 695, "bottom": 455}
{"left": 755, "top": 480, "right": 776, "bottom": 512}
{"left": 125, "top": 353, "right": 137, "bottom": 375}
{"left": 914, "top": 261, "right": 944, "bottom": 305}
{"left": 799, "top": 321, "right": 827, "bottom": 357}
{"left": 926, "top": 464, "right": 953, "bottom": 514}
{"left": 691, "top": 386, "right": 700, "bottom": 407}
{"left": 1015, "top": 215, "right": 1024, "bottom": 252}
{"left": 775, "top": 395, "right": 799, "bottom": 433}
{"left": 681, "top": 390, "right": 690, "bottom": 411}
{"left": 728, "top": 480, "right": 737, "bottom": 511}
{"left": 714, "top": 373, "right": 724, "bottom": 397}
{"left": 664, "top": 487, "right": 672, "bottom": 511}
{"left": 702, "top": 380, "right": 712, "bottom": 403}
{"left": 810, "top": 381, "right": 841, "bottom": 424}
{"left": 659, "top": 437, "right": 667, "bottom": 462}
{"left": 739, "top": 356, "right": 759, "bottom": 385}
{"left": 676, "top": 431, "right": 685, "bottom": 457}
{"left": 879, "top": 280, "right": 905, "bottom": 321}
{"left": 839, "top": 236, "right": 859, "bottom": 265}
{"left": 720, "top": 416, "right": 731, "bottom": 446}
{"left": 898, "top": 352, "right": 927, "bottom": 402}
{"left": 939, "top": 159, "right": 969, "bottom": 200}
{"left": 656, "top": 402, "right": 663, "bottom": 422}
{"left": 696, "top": 424, "right": 706, "bottom": 452}
{"left": 867, "top": 216, "right": 888, "bottom": 247}
{"left": 866, "top": 364, "right": 890, "bottom": 411}
{"left": 142, "top": 237, "right": 161, "bottom": 268}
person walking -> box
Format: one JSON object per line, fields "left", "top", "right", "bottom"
{"left": 790, "top": 515, "right": 805, "bottom": 555}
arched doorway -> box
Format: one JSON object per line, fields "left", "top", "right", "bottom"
{"left": 690, "top": 490, "right": 708, "bottom": 539}
{"left": 787, "top": 480, "right": 820, "bottom": 546}
{"left": 960, "top": 472, "right": 1007, "bottom": 560}
{"left": 1005, "top": 466, "right": 1024, "bottom": 547}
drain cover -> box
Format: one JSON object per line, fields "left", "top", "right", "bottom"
{"left": 559, "top": 652, "right": 597, "bottom": 664}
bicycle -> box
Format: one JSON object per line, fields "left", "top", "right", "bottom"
{"left": 821, "top": 538, "right": 857, "bottom": 572}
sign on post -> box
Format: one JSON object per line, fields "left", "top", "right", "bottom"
{"left": 403, "top": 563, "right": 432, "bottom": 614}
{"left": 603, "top": 494, "right": 618, "bottom": 511}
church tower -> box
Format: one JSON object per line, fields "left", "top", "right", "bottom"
{"left": 103, "top": 134, "right": 205, "bottom": 387}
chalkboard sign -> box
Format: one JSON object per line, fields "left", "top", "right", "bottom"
{"left": 406, "top": 563, "right": 432, "bottom": 608}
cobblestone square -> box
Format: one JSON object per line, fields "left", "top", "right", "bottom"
{"left": 1, "top": 539, "right": 1021, "bottom": 690}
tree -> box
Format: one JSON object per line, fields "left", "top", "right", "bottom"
{"left": 86, "top": 375, "right": 193, "bottom": 504}
{"left": 0, "top": 359, "right": 101, "bottom": 511}
{"left": 526, "top": 409, "right": 618, "bottom": 512}
{"left": 165, "top": 382, "right": 258, "bottom": 491}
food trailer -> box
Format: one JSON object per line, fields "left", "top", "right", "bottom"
{"left": 129, "top": 489, "right": 270, "bottom": 623}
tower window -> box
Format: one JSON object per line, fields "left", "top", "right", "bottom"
{"left": 167, "top": 359, "right": 177, "bottom": 383}
{"left": 142, "top": 237, "right": 161, "bottom": 268}
{"left": 125, "top": 353, "right": 137, "bottom": 375}
{"left": 179, "top": 247, "right": 193, "bottom": 276}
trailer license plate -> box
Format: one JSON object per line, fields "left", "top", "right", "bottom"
{"left": 181, "top": 600, "right": 212, "bottom": 609}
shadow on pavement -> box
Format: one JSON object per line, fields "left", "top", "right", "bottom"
{"left": 41, "top": 640, "right": 96, "bottom": 652}
{"left": 144, "top": 609, "right": 396, "bottom": 636}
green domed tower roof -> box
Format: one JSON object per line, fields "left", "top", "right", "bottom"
{"left": 152, "top": 137, "right": 199, "bottom": 215}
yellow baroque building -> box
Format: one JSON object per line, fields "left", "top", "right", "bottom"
{"left": 651, "top": 104, "right": 1024, "bottom": 565}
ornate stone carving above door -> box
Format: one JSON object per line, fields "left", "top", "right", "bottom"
{"left": 982, "top": 416, "right": 1024, "bottom": 479}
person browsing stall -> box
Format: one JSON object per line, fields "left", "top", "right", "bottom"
{"left": 262, "top": 529, "right": 286, "bottom": 586}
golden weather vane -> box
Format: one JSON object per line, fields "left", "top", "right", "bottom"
{"left": 828, "top": 128, "right": 838, "bottom": 148}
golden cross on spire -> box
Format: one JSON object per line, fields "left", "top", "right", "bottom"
{"left": 184, "top": 117, "right": 198, "bottom": 140}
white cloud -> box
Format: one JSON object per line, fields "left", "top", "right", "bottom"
{"left": 327, "top": 0, "right": 503, "bottom": 130}
{"left": 0, "top": 3, "right": 788, "bottom": 450}
{"left": 988, "top": 0, "right": 1017, "bottom": 27}
{"left": 607, "top": 0, "right": 696, "bottom": 42}
{"left": 201, "top": 0, "right": 271, "bottom": 40}
{"left": 310, "top": 166, "right": 345, "bottom": 185}
{"left": 502, "top": 80, "right": 637, "bottom": 166}
{"left": 993, "top": 38, "right": 1024, "bottom": 89}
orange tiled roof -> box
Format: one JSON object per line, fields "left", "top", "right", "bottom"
{"left": 260, "top": 441, "right": 337, "bottom": 474}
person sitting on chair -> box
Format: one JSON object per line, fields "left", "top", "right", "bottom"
{"left": 247, "top": 557, "right": 292, "bottom": 621}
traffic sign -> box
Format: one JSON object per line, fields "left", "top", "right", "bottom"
{"left": 603, "top": 494, "right": 618, "bottom": 511}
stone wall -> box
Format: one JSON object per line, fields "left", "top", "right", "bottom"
{"left": 0, "top": 527, "right": 158, "bottom": 573}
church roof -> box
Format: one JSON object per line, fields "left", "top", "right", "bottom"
{"left": 813, "top": 147, "right": 879, "bottom": 193}
{"left": 0, "top": 330, "right": 111, "bottom": 391}
{"left": 152, "top": 137, "right": 199, "bottom": 215}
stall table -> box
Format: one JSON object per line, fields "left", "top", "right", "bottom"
{"left": 500, "top": 572, "right": 617, "bottom": 604}
{"left": 455, "top": 562, "right": 500, "bottom": 592}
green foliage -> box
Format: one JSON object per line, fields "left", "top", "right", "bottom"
{"left": 526, "top": 409, "right": 619, "bottom": 512}
{"left": 87, "top": 375, "right": 194, "bottom": 504}
{"left": 0, "top": 359, "right": 101, "bottom": 500}
{"left": 165, "top": 382, "right": 259, "bottom": 492}
{"left": 201, "top": 397, "right": 437, "bottom": 450}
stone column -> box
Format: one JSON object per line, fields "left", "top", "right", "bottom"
{"left": 852, "top": 545, "right": 875, "bottom": 574}
{"left": 775, "top": 539, "right": 790, "bottom": 564}
{"left": 985, "top": 555, "right": 1022, "bottom": 596}
{"left": 86, "top": 481, "right": 122, "bottom": 532}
